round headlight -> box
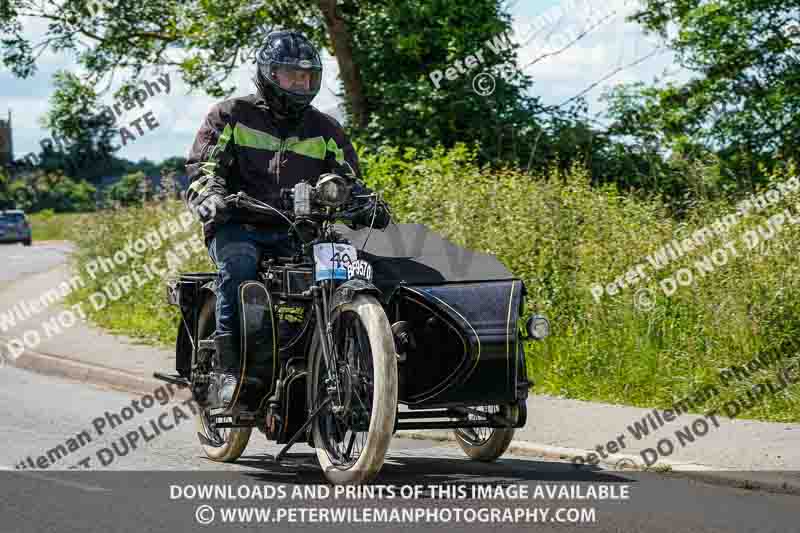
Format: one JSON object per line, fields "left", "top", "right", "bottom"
{"left": 316, "top": 173, "right": 351, "bottom": 207}
{"left": 526, "top": 315, "right": 550, "bottom": 341}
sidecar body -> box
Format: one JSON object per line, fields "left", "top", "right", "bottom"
{"left": 339, "top": 223, "right": 533, "bottom": 431}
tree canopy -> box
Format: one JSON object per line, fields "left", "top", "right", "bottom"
{"left": 607, "top": 0, "right": 800, "bottom": 189}
{"left": 1, "top": 0, "right": 588, "bottom": 169}
{"left": 4, "top": 0, "right": 798, "bottom": 209}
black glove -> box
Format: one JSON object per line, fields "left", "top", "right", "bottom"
{"left": 196, "top": 193, "right": 230, "bottom": 225}
{"left": 350, "top": 180, "right": 370, "bottom": 197}
{"left": 348, "top": 202, "right": 391, "bottom": 230}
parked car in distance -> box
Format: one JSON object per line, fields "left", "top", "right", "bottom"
{"left": 0, "top": 210, "right": 32, "bottom": 246}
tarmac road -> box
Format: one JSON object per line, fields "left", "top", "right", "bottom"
{"left": 0, "top": 241, "right": 72, "bottom": 288}
{"left": 1, "top": 366, "right": 798, "bottom": 533}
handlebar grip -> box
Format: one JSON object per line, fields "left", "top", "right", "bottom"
{"left": 223, "top": 193, "right": 240, "bottom": 208}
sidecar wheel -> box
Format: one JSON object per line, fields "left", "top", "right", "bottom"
{"left": 310, "top": 294, "right": 398, "bottom": 485}
{"left": 454, "top": 404, "right": 518, "bottom": 462}
{"left": 194, "top": 293, "right": 252, "bottom": 463}
{"left": 195, "top": 411, "right": 252, "bottom": 462}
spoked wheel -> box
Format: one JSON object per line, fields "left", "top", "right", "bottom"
{"left": 454, "top": 404, "right": 518, "bottom": 462}
{"left": 310, "top": 294, "right": 398, "bottom": 485}
{"left": 194, "top": 294, "right": 251, "bottom": 462}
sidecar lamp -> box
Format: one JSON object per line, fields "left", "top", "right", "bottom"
{"left": 294, "top": 182, "right": 313, "bottom": 216}
{"left": 526, "top": 315, "right": 550, "bottom": 341}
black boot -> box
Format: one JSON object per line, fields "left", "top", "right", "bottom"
{"left": 214, "top": 332, "right": 240, "bottom": 406}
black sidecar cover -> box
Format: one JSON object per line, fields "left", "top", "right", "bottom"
{"left": 339, "top": 223, "right": 529, "bottom": 408}
{"left": 339, "top": 223, "right": 516, "bottom": 289}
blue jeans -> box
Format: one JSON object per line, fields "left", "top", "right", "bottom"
{"left": 208, "top": 223, "right": 295, "bottom": 337}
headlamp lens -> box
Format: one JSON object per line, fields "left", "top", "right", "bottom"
{"left": 316, "top": 174, "right": 351, "bottom": 207}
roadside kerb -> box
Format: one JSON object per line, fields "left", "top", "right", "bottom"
{"left": 0, "top": 336, "right": 190, "bottom": 401}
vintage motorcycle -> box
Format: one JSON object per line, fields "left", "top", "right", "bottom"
{"left": 156, "top": 174, "right": 549, "bottom": 485}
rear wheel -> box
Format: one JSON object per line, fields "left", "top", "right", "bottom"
{"left": 309, "top": 294, "right": 397, "bottom": 485}
{"left": 453, "top": 404, "right": 518, "bottom": 461}
{"left": 194, "top": 293, "right": 252, "bottom": 462}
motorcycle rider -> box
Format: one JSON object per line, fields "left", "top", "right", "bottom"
{"left": 185, "top": 30, "right": 388, "bottom": 407}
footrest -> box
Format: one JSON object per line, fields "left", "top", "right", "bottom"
{"left": 153, "top": 372, "right": 190, "bottom": 388}
{"left": 209, "top": 409, "right": 259, "bottom": 420}
{"left": 199, "top": 339, "right": 215, "bottom": 351}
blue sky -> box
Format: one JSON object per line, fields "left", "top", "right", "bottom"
{"left": 514, "top": 0, "right": 562, "bottom": 17}
{"left": 1, "top": 0, "right": 681, "bottom": 165}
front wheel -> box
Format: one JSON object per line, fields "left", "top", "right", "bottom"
{"left": 309, "top": 294, "right": 398, "bottom": 485}
{"left": 454, "top": 404, "right": 518, "bottom": 462}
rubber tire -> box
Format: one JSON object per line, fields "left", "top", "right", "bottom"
{"left": 310, "top": 293, "right": 398, "bottom": 485}
{"left": 194, "top": 292, "right": 252, "bottom": 462}
{"left": 454, "top": 404, "right": 518, "bottom": 462}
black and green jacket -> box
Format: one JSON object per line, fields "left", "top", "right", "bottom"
{"left": 185, "top": 93, "right": 361, "bottom": 243}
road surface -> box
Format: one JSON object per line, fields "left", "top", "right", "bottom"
{"left": 0, "top": 366, "right": 797, "bottom": 533}
{"left": 0, "top": 241, "right": 71, "bottom": 288}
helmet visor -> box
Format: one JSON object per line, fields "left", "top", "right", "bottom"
{"left": 268, "top": 64, "right": 321, "bottom": 96}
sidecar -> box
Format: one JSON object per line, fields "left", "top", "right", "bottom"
{"left": 339, "top": 223, "right": 547, "bottom": 459}
{"left": 163, "top": 222, "right": 546, "bottom": 463}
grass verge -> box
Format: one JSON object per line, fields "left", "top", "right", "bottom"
{"left": 28, "top": 210, "right": 91, "bottom": 241}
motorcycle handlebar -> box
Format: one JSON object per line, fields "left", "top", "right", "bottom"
{"left": 223, "top": 190, "right": 380, "bottom": 224}
{"left": 221, "top": 192, "right": 294, "bottom": 227}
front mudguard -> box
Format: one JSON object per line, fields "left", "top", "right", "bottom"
{"left": 330, "top": 278, "right": 382, "bottom": 312}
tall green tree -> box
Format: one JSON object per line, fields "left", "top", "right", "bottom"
{"left": 343, "top": 1, "right": 541, "bottom": 161}
{"left": 0, "top": 0, "right": 582, "bottom": 169}
{"left": 39, "top": 71, "right": 118, "bottom": 183}
{"left": 609, "top": 0, "right": 800, "bottom": 188}
{"left": 0, "top": 168, "right": 12, "bottom": 209}
{"left": 339, "top": 0, "right": 595, "bottom": 170}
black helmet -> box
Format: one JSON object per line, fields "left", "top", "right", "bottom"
{"left": 255, "top": 30, "right": 322, "bottom": 119}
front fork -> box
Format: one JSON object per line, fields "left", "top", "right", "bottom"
{"left": 312, "top": 282, "right": 343, "bottom": 408}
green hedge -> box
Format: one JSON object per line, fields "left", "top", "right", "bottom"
{"left": 65, "top": 200, "right": 212, "bottom": 344}
{"left": 361, "top": 144, "right": 800, "bottom": 422}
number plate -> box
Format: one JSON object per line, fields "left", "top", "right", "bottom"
{"left": 313, "top": 243, "right": 358, "bottom": 281}
{"left": 346, "top": 260, "right": 373, "bottom": 281}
